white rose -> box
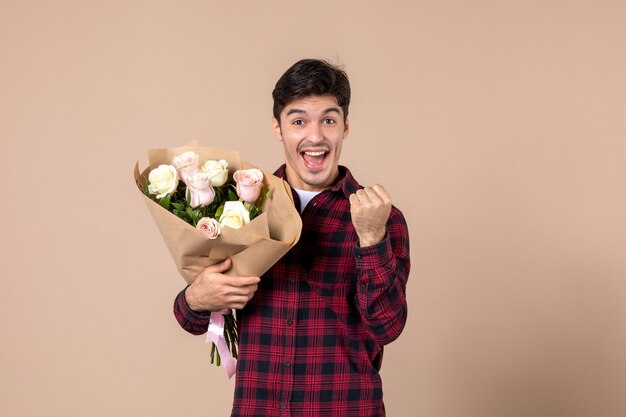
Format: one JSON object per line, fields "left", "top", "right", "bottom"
{"left": 148, "top": 164, "right": 179, "bottom": 199}
{"left": 201, "top": 159, "right": 229, "bottom": 187}
{"left": 218, "top": 201, "right": 250, "bottom": 229}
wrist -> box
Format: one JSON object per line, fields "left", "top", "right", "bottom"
{"left": 358, "top": 229, "right": 386, "bottom": 247}
{"left": 184, "top": 286, "right": 206, "bottom": 312}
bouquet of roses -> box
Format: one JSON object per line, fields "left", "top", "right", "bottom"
{"left": 134, "top": 142, "right": 301, "bottom": 377}
{"left": 145, "top": 152, "right": 268, "bottom": 240}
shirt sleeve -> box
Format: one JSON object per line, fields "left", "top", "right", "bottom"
{"left": 353, "top": 207, "right": 410, "bottom": 345}
{"left": 173, "top": 287, "right": 211, "bottom": 335}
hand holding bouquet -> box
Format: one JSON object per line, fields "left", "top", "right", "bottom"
{"left": 134, "top": 142, "right": 302, "bottom": 377}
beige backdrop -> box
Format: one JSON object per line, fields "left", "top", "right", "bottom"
{"left": 1, "top": 1, "right": 625, "bottom": 416}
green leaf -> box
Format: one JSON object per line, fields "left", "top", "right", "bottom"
{"left": 258, "top": 185, "right": 269, "bottom": 206}
{"left": 215, "top": 204, "right": 225, "bottom": 219}
{"left": 232, "top": 343, "right": 238, "bottom": 359}
{"left": 142, "top": 178, "right": 151, "bottom": 196}
{"left": 171, "top": 202, "right": 185, "bottom": 211}
{"left": 158, "top": 194, "right": 171, "bottom": 210}
{"left": 228, "top": 189, "right": 238, "bottom": 201}
{"left": 173, "top": 210, "right": 188, "bottom": 222}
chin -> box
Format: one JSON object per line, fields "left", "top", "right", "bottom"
{"left": 303, "top": 171, "right": 332, "bottom": 188}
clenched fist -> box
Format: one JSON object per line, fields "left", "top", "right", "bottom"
{"left": 349, "top": 184, "right": 392, "bottom": 247}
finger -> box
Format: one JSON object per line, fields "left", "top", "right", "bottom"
{"left": 228, "top": 276, "right": 261, "bottom": 287}
{"left": 231, "top": 302, "right": 249, "bottom": 310}
{"left": 363, "top": 187, "right": 384, "bottom": 204}
{"left": 371, "top": 184, "right": 392, "bottom": 204}
{"left": 228, "top": 296, "right": 254, "bottom": 310}
{"left": 204, "top": 258, "right": 232, "bottom": 274}
{"left": 349, "top": 193, "right": 359, "bottom": 206}
{"left": 225, "top": 283, "right": 258, "bottom": 296}
{"left": 352, "top": 189, "right": 368, "bottom": 204}
{"left": 354, "top": 188, "right": 369, "bottom": 203}
{"left": 231, "top": 291, "right": 258, "bottom": 307}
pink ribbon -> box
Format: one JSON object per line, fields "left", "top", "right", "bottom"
{"left": 206, "top": 309, "right": 236, "bottom": 378}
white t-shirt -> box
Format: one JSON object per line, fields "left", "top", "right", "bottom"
{"left": 293, "top": 188, "right": 322, "bottom": 213}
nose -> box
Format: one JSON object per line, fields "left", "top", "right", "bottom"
{"left": 307, "top": 122, "right": 324, "bottom": 144}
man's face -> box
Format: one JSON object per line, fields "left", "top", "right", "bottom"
{"left": 272, "top": 94, "right": 349, "bottom": 192}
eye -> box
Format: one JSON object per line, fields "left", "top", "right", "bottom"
{"left": 323, "top": 118, "right": 336, "bottom": 125}
{"left": 292, "top": 119, "right": 305, "bottom": 126}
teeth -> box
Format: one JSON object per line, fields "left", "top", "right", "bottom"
{"left": 304, "top": 151, "right": 326, "bottom": 156}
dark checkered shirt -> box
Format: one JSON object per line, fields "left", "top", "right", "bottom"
{"left": 174, "top": 165, "right": 410, "bottom": 417}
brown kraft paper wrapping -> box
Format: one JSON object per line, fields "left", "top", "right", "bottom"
{"left": 134, "top": 141, "right": 302, "bottom": 283}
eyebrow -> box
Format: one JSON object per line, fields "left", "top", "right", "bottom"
{"left": 285, "top": 107, "right": 342, "bottom": 117}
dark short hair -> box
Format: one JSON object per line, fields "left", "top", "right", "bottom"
{"left": 272, "top": 59, "right": 351, "bottom": 123}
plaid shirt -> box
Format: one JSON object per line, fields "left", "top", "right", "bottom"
{"left": 174, "top": 165, "right": 410, "bottom": 417}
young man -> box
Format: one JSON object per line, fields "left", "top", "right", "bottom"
{"left": 174, "top": 59, "right": 410, "bottom": 417}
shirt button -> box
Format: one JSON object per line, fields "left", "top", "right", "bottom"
{"left": 360, "top": 283, "right": 367, "bottom": 288}
{"left": 356, "top": 254, "right": 363, "bottom": 259}
{"left": 289, "top": 277, "right": 296, "bottom": 284}
{"left": 280, "top": 403, "right": 287, "bottom": 409}
{"left": 287, "top": 319, "right": 293, "bottom": 325}
{"left": 284, "top": 361, "right": 291, "bottom": 368}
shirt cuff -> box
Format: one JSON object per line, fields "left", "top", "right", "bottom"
{"left": 353, "top": 234, "right": 393, "bottom": 270}
{"left": 176, "top": 287, "right": 212, "bottom": 322}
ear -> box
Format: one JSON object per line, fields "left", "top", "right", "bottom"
{"left": 272, "top": 117, "right": 283, "bottom": 142}
{"left": 342, "top": 117, "right": 350, "bottom": 140}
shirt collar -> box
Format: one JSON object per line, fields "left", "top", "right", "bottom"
{"left": 273, "top": 164, "right": 360, "bottom": 198}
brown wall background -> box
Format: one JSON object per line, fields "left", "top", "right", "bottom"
{"left": 1, "top": 1, "right": 625, "bottom": 416}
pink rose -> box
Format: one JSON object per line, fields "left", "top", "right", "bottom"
{"left": 187, "top": 172, "right": 215, "bottom": 208}
{"left": 172, "top": 151, "right": 201, "bottom": 183}
{"left": 233, "top": 168, "right": 264, "bottom": 202}
{"left": 196, "top": 217, "right": 221, "bottom": 239}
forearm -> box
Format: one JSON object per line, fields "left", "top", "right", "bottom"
{"left": 354, "top": 214, "right": 410, "bottom": 345}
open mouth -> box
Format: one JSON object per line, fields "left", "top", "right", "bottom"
{"left": 301, "top": 150, "right": 329, "bottom": 170}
